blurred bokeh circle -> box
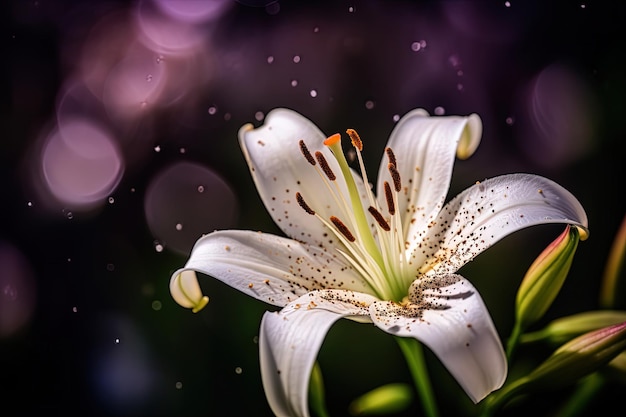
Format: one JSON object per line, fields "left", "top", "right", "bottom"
{"left": 144, "top": 161, "right": 239, "bottom": 255}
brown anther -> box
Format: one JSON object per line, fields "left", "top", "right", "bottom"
{"left": 384, "top": 181, "right": 395, "bottom": 215}
{"left": 330, "top": 216, "right": 356, "bottom": 242}
{"left": 388, "top": 163, "right": 402, "bottom": 192}
{"left": 315, "top": 151, "right": 336, "bottom": 181}
{"left": 386, "top": 147, "right": 397, "bottom": 167}
{"left": 368, "top": 206, "right": 391, "bottom": 231}
{"left": 346, "top": 129, "right": 363, "bottom": 151}
{"left": 299, "top": 140, "right": 316, "bottom": 166}
{"left": 296, "top": 192, "right": 315, "bottom": 215}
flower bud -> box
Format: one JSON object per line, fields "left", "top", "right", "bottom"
{"left": 349, "top": 383, "right": 413, "bottom": 416}
{"left": 599, "top": 214, "right": 626, "bottom": 308}
{"left": 169, "top": 270, "right": 209, "bottom": 313}
{"left": 527, "top": 321, "right": 626, "bottom": 386}
{"left": 515, "top": 225, "right": 580, "bottom": 330}
{"left": 489, "top": 321, "right": 626, "bottom": 413}
{"left": 309, "top": 362, "right": 328, "bottom": 417}
{"left": 521, "top": 310, "right": 626, "bottom": 346}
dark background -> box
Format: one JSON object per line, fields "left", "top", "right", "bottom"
{"left": 2, "top": 1, "right": 625, "bottom": 416}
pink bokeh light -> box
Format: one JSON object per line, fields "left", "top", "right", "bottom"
{"left": 41, "top": 118, "right": 124, "bottom": 209}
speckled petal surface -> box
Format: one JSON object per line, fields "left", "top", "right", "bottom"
{"left": 369, "top": 274, "right": 506, "bottom": 403}
{"left": 407, "top": 173, "right": 589, "bottom": 275}
{"left": 170, "top": 230, "right": 372, "bottom": 308}
{"left": 259, "top": 290, "right": 376, "bottom": 417}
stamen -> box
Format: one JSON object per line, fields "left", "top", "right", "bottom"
{"left": 384, "top": 181, "right": 395, "bottom": 215}
{"left": 388, "top": 163, "right": 402, "bottom": 192}
{"left": 330, "top": 216, "right": 356, "bottom": 242}
{"left": 299, "top": 140, "right": 316, "bottom": 166}
{"left": 346, "top": 129, "right": 363, "bottom": 151}
{"left": 296, "top": 192, "right": 315, "bottom": 215}
{"left": 315, "top": 151, "right": 336, "bottom": 181}
{"left": 368, "top": 206, "right": 391, "bottom": 231}
{"left": 386, "top": 147, "right": 397, "bottom": 167}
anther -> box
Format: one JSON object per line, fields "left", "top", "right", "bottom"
{"left": 384, "top": 181, "right": 395, "bottom": 215}
{"left": 346, "top": 129, "right": 363, "bottom": 151}
{"left": 299, "top": 140, "right": 316, "bottom": 166}
{"left": 386, "top": 147, "right": 397, "bottom": 167}
{"left": 330, "top": 216, "right": 356, "bottom": 242}
{"left": 315, "top": 151, "right": 336, "bottom": 181}
{"left": 388, "top": 163, "right": 402, "bottom": 192}
{"left": 296, "top": 192, "right": 315, "bottom": 215}
{"left": 368, "top": 206, "right": 391, "bottom": 231}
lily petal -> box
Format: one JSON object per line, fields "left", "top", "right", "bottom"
{"left": 376, "top": 109, "right": 482, "bottom": 238}
{"left": 169, "top": 230, "right": 371, "bottom": 309}
{"left": 409, "top": 173, "right": 589, "bottom": 274}
{"left": 239, "top": 108, "right": 370, "bottom": 249}
{"left": 369, "top": 274, "right": 506, "bottom": 403}
{"left": 260, "top": 290, "right": 376, "bottom": 417}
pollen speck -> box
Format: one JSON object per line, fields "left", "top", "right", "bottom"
{"left": 248, "top": 283, "right": 254, "bottom": 288}
{"left": 224, "top": 245, "right": 231, "bottom": 251}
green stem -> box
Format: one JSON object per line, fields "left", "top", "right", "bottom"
{"left": 552, "top": 373, "right": 605, "bottom": 417}
{"left": 395, "top": 337, "right": 438, "bottom": 417}
{"left": 506, "top": 321, "right": 523, "bottom": 362}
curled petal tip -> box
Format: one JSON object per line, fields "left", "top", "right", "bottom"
{"left": 238, "top": 122, "right": 255, "bottom": 139}
{"left": 170, "top": 269, "right": 209, "bottom": 311}
{"left": 456, "top": 113, "right": 482, "bottom": 160}
{"left": 575, "top": 225, "right": 589, "bottom": 241}
{"left": 191, "top": 296, "right": 210, "bottom": 313}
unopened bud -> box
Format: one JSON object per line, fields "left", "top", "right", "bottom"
{"left": 528, "top": 321, "right": 626, "bottom": 386}
{"left": 349, "top": 383, "right": 413, "bottom": 416}
{"left": 516, "top": 225, "right": 580, "bottom": 329}
{"left": 521, "top": 310, "right": 626, "bottom": 345}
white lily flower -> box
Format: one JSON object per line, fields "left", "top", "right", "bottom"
{"left": 170, "top": 108, "right": 588, "bottom": 416}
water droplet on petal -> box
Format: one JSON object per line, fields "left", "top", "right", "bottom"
{"left": 365, "top": 100, "right": 375, "bottom": 110}
{"left": 310, "top": 89, "right": 317, "bottom": 98}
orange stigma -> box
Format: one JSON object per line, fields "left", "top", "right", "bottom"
{"left": 324, "top": 133, "right": 341, "bottom": 146}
